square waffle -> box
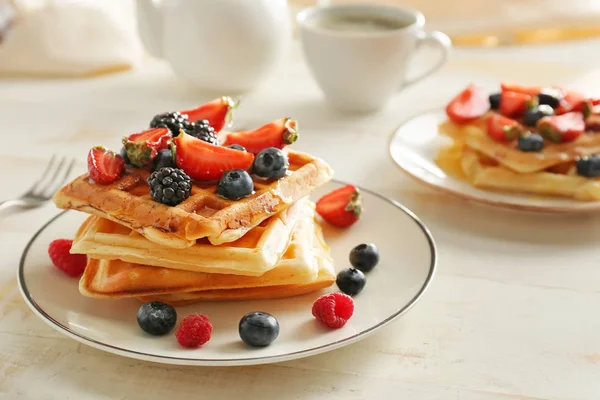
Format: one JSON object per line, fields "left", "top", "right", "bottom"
{"left": 78, "top": 205, "right": 335, "bottom": 302}
{"left": 71, "top": 199, "right": 310, "bottom": 276}
{"left": 54, "top": 150, "right": 333, "bottom": 248}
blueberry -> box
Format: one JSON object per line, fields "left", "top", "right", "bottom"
{"left": 349, "top": 243, "right": 379, "bottom": 272}
{"left": 489, "top": 92, "right": 501, "bottom": 110}
{"left": 523, "top": 105, "right": 554, "bottom": 127}
{"left": 336, "top": 268, "right": 366, "bottom": 296}
{"left": 227, "top": 144, "right": 247, "bottom": 152}
{"left": 518, "top": 133, "right": 544, "bottom": 152}
{"left": 152, "top": 148, "right": 176, "bottom": 171}
{"left": 137, "top": 302, "right": 177, "bottom": 336}
{"left": 239, "top": 311, "right": 280, "bottom": 347}
{"left": 252, "top": 147, "right": 288, "bottom": 179}
{"left": 576, "top": 155, "right": 600, "bottom": 178}
{"left": 537, "top": 89, "right": 562, "bottom": 108}
{"left": 217, "top": 169, "right": 254, "bottom": 200}
{"left": 119, "top": 146, "right": 131, "bottom": 165}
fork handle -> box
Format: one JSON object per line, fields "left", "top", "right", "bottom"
{"left": 0, "top": 199, "right": 27, "bottom": 212}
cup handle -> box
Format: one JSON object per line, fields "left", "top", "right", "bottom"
{"left": 402, "top": 30, "right": 452, "bottom": 89}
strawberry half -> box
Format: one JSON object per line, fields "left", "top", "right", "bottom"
{"left": 487, "top": 114, "right": 522, "bottom": 142}
{"left": 173, "top": 132, "right": 254, "bottom": 181}
{"left": 223, "top": 118, "right": 298, "bottom": 154}
{"left": 500, "top": 82, "right": 546, "bottom": 96}
{"left": 499, "top": 91, "right": 532, "bottom": 118}
{"left": 556, "top": 90, "right": 586, "bottom": 115}
{"left": 87, "top": 146, "right": 125, "bottom": 184}
{"left": 122, "top": 127, "right": 172, "bottom": 167}
{"left": 316, "top": 185, "right": 362, "bottom": 228}
{"left": 445, "top": 84, "right": 489, "bottom": 124}
{"left": 536, "top": 112, "right": 584, "bottom": 143}
{"left": 181, "top": 96, "right": 239, "bottom": 132}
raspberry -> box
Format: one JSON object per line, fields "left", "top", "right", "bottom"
{"left": 312, "top": 292, "right": 354, "bottom": 329}
{"left": 176, "top": 314, "right": 212, "bottom": 348}
{"left": 48, "top": 239, "right": 87, "bottom": 277}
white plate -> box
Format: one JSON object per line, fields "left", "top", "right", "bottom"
{"left": 18, "top": 181, "right": 436, "bottom": 366}
{"left": 389, "top": 110, "right": 600, "bottom": 213}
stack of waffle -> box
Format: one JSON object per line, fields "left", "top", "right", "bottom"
{"left": 53, "top": 150, "right": 336, "bottom": 305}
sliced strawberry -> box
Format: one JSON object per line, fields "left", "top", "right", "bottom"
{"left": 445, "top": 84, "right": 489, "bottom": 124}
{"left": 122, "top": 127, "right": 171, "bottom": 167}
{"left": 486, "top": 114, "right": 522, "bottom": 142}
{"left": 316, "top": 185, "right": 362, "bottom": 228}
{"left": 591, "top": 98, "right": 600, "bottom": 106}
{"left": 180, "top": 96, "right": 239, "bottom": 132}
{"left": 500, "top": 82, "right": 546, "bottom": 96}
{"left": 556, "top": 90, "right": 586, "bottom": 114}
{"left": 499, "top": 91, "right": 531, "bottom": 118}
{"left": 87, "top": 146, "right": 125, "bottom": 184}
{"left": 536, "top": 112, "right": 584, "bottom": 143}
{"left": 173, "top": 132, "right": 254, "bottom": 181}
{"left": 223, "top": 118, "right": 298, "bottom": 154}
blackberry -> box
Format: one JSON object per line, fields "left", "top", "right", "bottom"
{"left": 186, "top": 120, "right": 218, "bottom": 145}
{"left": 150, "top": 111, "right": 189, "bottom": 137}
{"left": 148, "top": 167, "right": 191, "bottom": 206}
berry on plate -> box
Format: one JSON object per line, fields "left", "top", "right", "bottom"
{"left": 180, "top": 96, "right": 238, "bottom": 132}
{"left": 486, "top": 114, "right": 522, "bottom": 142}
{"left": 152, "top": 148, "right": 176, "bottom": 172}
{"left": 87, "top": 146, "right": 125, "bottom": 184}
{"left": 336, "top": 268, "right": 366, "bottom": 296}
{"left": 499, "top": 91, "right": 532, "bottom": 118}
{"left": 48, "top": 239, "right": 87, "bottom": 277}
{"left": 173, "top": 132, "right": 254, "bottom": 181}
{"left": 149, "top": 111, "right": 189, "bottom": 137}
{"left": 238, "top": 311, "right": 280, "bottom": 347}
{"left": 576, "top": 155, "right": 600, "bottom": 178}
{"left": 312, "top": 292, "right": 354, "bottom": 329}
{"left": 148, "top": 167, "right": 192, "bottom": 206}
{"left": 445, "top": 84, "right": 489, "bottom": 124}
{"left": 316, "top": 185, "right": 362, "bottom": 228}
{"left": 556, "top": 90, "right": 586, "bottom": 114}
{"left": 223, "top": 118, "right": 298, "bottom": 154}
{"left": 137, "top": 302, "right": 177, "bottom": 336}
{"left": 517, "top": 133, "right": 544, "bottom": 152}
{"left": 217, "top": 170, "right": 254, "bottom": 200}
{"left": 349, "top": 243, "right": 380, "bottom": 272}
{"left": 252, "top": 147, "right": 289, "bottom": 179}
{"left": 176, "top": 314, "right": 212, "bottom": 348}
{"left": 536, "top": 112, "right": 584, "bottom": 143}
{"left": 122, "top": 127, "right": 172, "bottom": 167}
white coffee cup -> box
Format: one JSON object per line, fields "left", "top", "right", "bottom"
{"left": 297, "top": 4, "right": 451, "bottom": 113}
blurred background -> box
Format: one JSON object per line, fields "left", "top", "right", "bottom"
{"left": 1, "top": 0, "right": 600, "bottom": 79}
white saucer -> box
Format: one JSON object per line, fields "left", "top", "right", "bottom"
{"left": 389, "top": 110, "right": 600, "bottom": 213}
{"left": 18, "top": 181, "right": 436, "bottom": 366}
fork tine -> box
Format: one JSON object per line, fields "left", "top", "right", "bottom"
{"left": 35, "top": 156, "right": 67, "bottom": 197}
{"left": 44, "top": 158, "right": 76, "bottom": 199}
{"left": 27, "top": 155, "right": 56, "bottom": 193}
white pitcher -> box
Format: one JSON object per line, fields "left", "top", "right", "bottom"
{"left": 136, "top": 0, "right": 292, "bottom": 93}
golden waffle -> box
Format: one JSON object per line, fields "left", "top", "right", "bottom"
{"left": 439, "top": 117, "right": 600, "bottom": 174}
{"left": 71, "top": 199, "right": 310, "bottom": 276}
{"left": 54, "top": 150, "right": 333, "bottom": 249}
{"left": 78, "top": 210, "right": 335, "bottom": 302}
{"left": 436, "top": 141, "right": 600, "bottom": 200}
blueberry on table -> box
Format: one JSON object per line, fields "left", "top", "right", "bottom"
{"left": 523, "top": 105, "right": 554, "bottom": 127}
{"left": 239, "top": 312, "right": 280, "bottom": 347}
{"left": 517, "top": 133, "right": 544, "bottom": 152}
{"left": 489, "top": 92, "right": 501, "bottom": 110}
{"left": 336, "top": 268, "right": 366, "bottom": 296}
{"left": 349, "top": 243, "right": 380, "bottom": 272}
{"left": 252, "top": 147, "right": 289, "bottom": 179}
{"left": 217, "top": 169, "right": 254, "bottom": 200}
{"left": 576, "top": 155, "right": 600, "bottom": 178}
{"left": 137, "top": 302, "right": 177, "bottom": 336}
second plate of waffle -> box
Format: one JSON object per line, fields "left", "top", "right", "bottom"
{"left": 19, "top": 181, "right": 436, "bottom": 366}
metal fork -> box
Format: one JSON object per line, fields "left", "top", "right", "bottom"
{"left": 0, "top": 155, "right": 76, "bottom": 212}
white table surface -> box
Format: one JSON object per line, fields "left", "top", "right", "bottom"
{"left": 2, "top": 42, "right": 600, "bottom": 400}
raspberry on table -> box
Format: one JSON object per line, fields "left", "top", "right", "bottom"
{"left": 176, "top": 314, "right": 212, "bottom": 348}
{"left": 312, "top": 292, "right": 354, "bottom": 329}
{"left": 48, "top": 239, "right": 87, "bottom": 277}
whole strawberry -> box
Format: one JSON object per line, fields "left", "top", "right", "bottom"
{"left": 48, "top": 239, "right": 87, "bottom": 277}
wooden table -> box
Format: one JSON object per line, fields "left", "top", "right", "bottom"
{"left": 1, "top": 42, "right": 600, "bottom": 399}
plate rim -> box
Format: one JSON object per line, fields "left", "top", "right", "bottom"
{"left": 17, "top": 180, "right": 438, "bottom": 366}
{"left": 389, "top": 109, "right": 600, "bottom": 214}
